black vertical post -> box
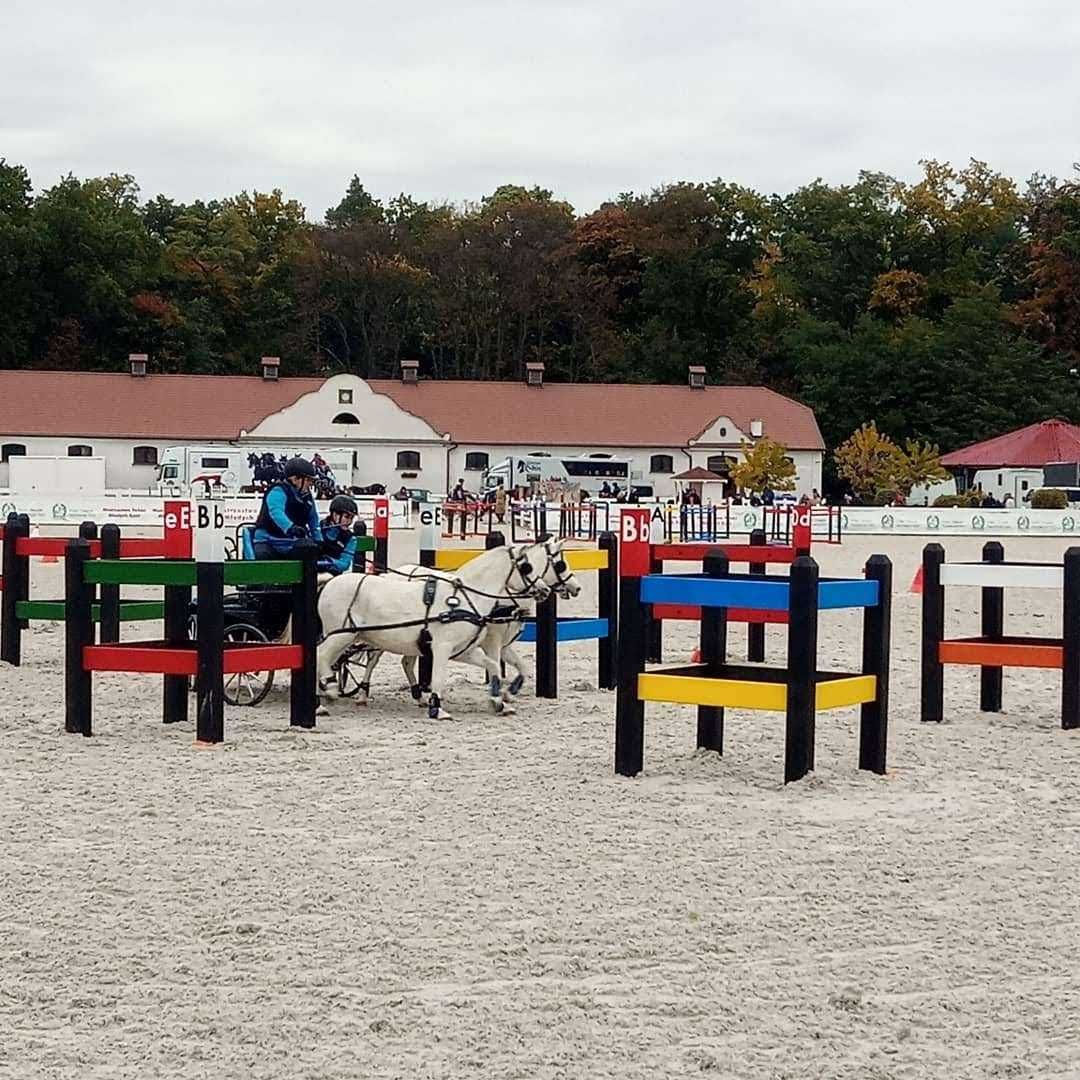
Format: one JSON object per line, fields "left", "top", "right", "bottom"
{"left": 597, "top": 531, "right": 618, "bottom": 690}
{"left": 64, "top": 539, "right": 93, "bottom": 736}
{"left": 99, "top": 524, "right": 121, "bottom": 644}
{"left": 921, "top": 543, "right": 946, "bottom": 723}
{"left": 163, "top": 583, "right": 190, "bottom": 724}
{"left": 696, "top": 550, "right": 729, "bottom": 753}
{"left": 615, "top": 577, "right": 647, "bottom": 777}
{"left": 784, "top": 555, "right": 819, "bottom": 783}
{"left": 646, "top": 550, "right": 663, "bottom": 663}
{"left": 352, "top": 519, "right": 367, "bottom": 573}
{"left": 14, "top": 513, "right": 31, "bottom": 632}
{"left": 290, "top": 542, "right": 318, "bottom": 729}
{"left": 747, "top": 528, "right": 767, "bottom": 662}
{"left": 374, "top": 534, "right": 389, "bottom": 573}
{"left": 195, "top": 561, "right": 225, "bottom": 744}
{"left": 859, "top": 554, "right": 892, "bottom": 774}
{"left": 535, "top": 591, "right": 558, "bottom": 698}
{"left": 1062, "top": 548, "right": 1080, "bottom": 730}
{"left": 418, "top": 545, "right": 436, "bottom": 691}
{"left": 78, "top": 521, "right": 98, "bottom": 642}
{"left": 1, "top": 513, "right": 27, "bottom": 665}
{"left": 979, "top": 541, "right": 1005, "bottom": 713}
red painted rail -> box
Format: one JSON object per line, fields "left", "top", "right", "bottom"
{"left": 652, "top": 603, "right": 789, "bottom": 624}
{"left": 83, "top": 642, "right": 303, "bottom": 676}
{"left": 652, "top": 543, "right": 797, "bottom": 564}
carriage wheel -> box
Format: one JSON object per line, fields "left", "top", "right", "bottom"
{"left": 221, "top": 623, "right": 276, "bottom": 706}
{"left": 335, "top": 645, "right": 370, "bottom": 698}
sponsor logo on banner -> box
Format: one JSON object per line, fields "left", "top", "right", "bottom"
{"left": 1, "top": 502, "right": 14, "bottom": 517}
{"left": 1017, "top": 515, "right": 1030, "bottom": 531}
{"left": 1066, "top": 517, "right": 1076, "bottom": 532}
{"left": 195, "top": 501, "right": 226, "bottom": 562}
{"left": 52, "top": 503, "right": 68, "bottom": 519}
{"left": 927, "top": 514, "right": 940, "bottom": 530}
{"left": 881, "top": 514, "right": 894, "bottom": 529}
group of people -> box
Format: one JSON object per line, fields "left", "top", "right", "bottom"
{"left": 252, "top": 457, "right": 361, "bottom": 576}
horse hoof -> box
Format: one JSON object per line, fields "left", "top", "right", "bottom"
{"left": 316, "top": 703, "right": 329, "bottom": 718}
{"left": 489, "top": 699, "right": 505, "bottom": 715}
{"left": 502, "top": 703, "right": 516, "bottom": 716}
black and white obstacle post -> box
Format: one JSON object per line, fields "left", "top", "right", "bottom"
{"left": 859, "top": 554, "right": 892, "bottom": 774}
{"left": 920, "top": 543, "right": 946, "bottom": 724}
{"left": 747, "top": 528, "right": 767, "bottom": 662}
{"left": 980, "top": 540, "right": 1005, "bottom": 713}
{"left": 696, "top": 550, "right": 729, "bottom": 754}
{"left": 784, "top": 555, "right": 820, "bottom": 783}
{"left": 614, "top": 508, "right": 651, "bottom": 776}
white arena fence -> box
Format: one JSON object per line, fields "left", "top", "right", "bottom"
{"left": 0, "top": 492, "right": 413, "bottom": 532}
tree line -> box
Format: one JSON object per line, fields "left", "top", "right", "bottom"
{"left": 2, "top": 157, "right": 1079, "bottom": 468}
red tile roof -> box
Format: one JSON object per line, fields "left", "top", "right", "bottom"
{"left": 0, "top": 371, "right": 824, "bottom": 449}
{"left": 940, "top": 419, "right": 1080, "bottom": 468}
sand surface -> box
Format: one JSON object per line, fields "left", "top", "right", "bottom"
{"left": 3, "top": 532, "right": 1080, "bottom": 1079}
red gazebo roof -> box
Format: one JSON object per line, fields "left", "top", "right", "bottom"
{"left": 673, "top": 467, "right": 726, "bottom": 481}
{"left": 940, "top": 419, "right": 1080, "bottom": 468}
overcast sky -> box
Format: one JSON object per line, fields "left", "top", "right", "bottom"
{"left": 3, "top": 0, "right": 1078, "bottom": 219}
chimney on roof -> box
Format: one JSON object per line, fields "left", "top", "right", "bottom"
{"left": 525, "top": 362, "right": 544, "bottom": 388}
{"left": 688, "top": 365, "right": 706, "bottom": 389}
{"left": 129, "top": 353, "right": 148, "bottom": 378}
{"left": 401, "top": 358, "right": 419, "bottom": 384}
{"left": 750, "top": 418, "right": 764, "bottom": 438}
{"left": 261, "top": 356, "right": 281, "bottom": 381}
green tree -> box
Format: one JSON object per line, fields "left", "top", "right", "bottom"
{"left": 729, "top": 437, "right": 796, "bottom": 492}
{"left": 834, "top": 422, "right": 903, "bottom": 500}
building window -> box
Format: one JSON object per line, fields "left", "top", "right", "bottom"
{"left": 132, "top": 446, "right": 158, "bottom": 466}
{"left": 465, "top": 452, "right": 489, "bottom": 472}
{"left": 338, "top": 389, "right": 354, "bottom": 405}
{"left": 396, "top": 450, "right": 421, "bottom": 470}
{"left": 650, "top": 454, "right": 674, "bottom": 474}
{"left": 333, "top": 412, "right": 360, "bottom": 425}
{"left": 2, "top": 443, "right": 27, "bottom": 463}
{"left": 527, "top": 451, "right": 551, "bottom": 457}
{"left": 68, "top": 444, "right": 93, "bottom": 457}
{"left": 707, "top": 455, "right": 735, "bottom": 474}
{"left": 588, "top": 453, "right": 612, "bottom": 459}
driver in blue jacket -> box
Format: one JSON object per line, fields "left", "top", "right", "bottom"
{"left": 319, "top": 495, "right": 360, "bottom": 575}
{"left": 252, "top": 457, "right": 323, "bottom": 558}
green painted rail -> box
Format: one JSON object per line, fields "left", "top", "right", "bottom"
{"left": 16, "top": 600, "right": 165, "bottom": 622}
{"left": 356, "top": 536, "right": 377, "bottom": 552}
{"left": 84, "top": 559, "right": 303, "bottom": 587}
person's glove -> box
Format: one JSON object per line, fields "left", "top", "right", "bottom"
{"left": 287, "top": 525, "right": 307, "bottom": 539}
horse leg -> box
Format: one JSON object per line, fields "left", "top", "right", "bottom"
{"left": 456, "top": 645, "right": 508, "bottom": 715}
{"left": 426, "top": 641, "right": 457, "bottom": 721}
{"left": 401, "top": 654, "right": 423, "bottom": 704}
{"left": 355, "top": 649, "right": 382, "bottom": 706}
{"left": 316, "top": 632, "right": 357, "bottom": 711}
{"left": 502, "top": 642, "right": 528, "bottom": 700}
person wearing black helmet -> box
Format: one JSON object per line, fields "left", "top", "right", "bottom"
{"left": 252, "top": 456, "right": 323, "bottom": 559}
{"left": 318, "top": 494, "right": 359, "bottom": 575}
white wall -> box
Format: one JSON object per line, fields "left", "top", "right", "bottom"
{"left": 687, "top": 448, "right": 822, "bottom": 497}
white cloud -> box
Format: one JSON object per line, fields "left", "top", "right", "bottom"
{"left": 2, "top": 0, "right": 1078, "bottom": 218}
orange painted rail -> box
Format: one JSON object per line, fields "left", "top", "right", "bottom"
{"left": 939, "top": 637, "right": 1064, "bottom": 670}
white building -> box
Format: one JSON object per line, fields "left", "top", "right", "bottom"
{"left": 0, "top": 357, "right": 825, "bottom": 497}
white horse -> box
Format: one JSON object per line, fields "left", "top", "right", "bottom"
{"left": 316, "top": 540, "right": 577, "bottom": 719}
{"left": 390, "top": 541, "right": 581, "bottom": 711}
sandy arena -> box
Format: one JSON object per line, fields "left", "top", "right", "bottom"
{"left": 3, "top": 532, "right": 1080, "bottom": 1079}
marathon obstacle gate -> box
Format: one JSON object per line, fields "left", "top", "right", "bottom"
{"left": 645, "top": 514, "right": 816, "bottom": 664}
{"left": 2, "top": 507, "right": 192, "bottom": 666}
{"left": 417, "top": 510, "right": 618, "bottom": 697}
{"left": 64, "top": 540, "right": 319, "bottom": 742}
{"left": 921, "top": 542, "right": 1080, "bottom": 729}
{"left": 615, "top": 508, "right": 891, "bottom": 783}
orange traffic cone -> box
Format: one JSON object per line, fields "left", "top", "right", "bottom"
{"left": 910, "top": 566, "right": 923, "bottom": 594}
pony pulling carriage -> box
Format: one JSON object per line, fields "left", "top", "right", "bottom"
{"left": 192, "top": 524, "right": 579, "bottom": 716}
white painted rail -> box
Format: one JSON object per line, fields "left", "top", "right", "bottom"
{"left": 938, "top": 563, "right": 1064, "bottom": 589}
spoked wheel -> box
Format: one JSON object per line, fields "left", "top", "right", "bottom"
{"left": 335, "top": 644, "right": 370, "bottom": 698}
{"left": 222, "top": 623, "right": 275, "bottom": 707}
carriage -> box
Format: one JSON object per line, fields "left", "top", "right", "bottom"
{"left": 188, "top": 525, "right": 369, "bottom": 706}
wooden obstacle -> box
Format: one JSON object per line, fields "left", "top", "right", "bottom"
{"left": 2, "top": 511, "right": 192, "bottom": 666}
{"left": 615, "top": 508, "right": 890, "bottom": 783}
{"left": 921, "top": 542, "right": 1080, "bottom": 729}
{"left": 63, "top": 541, "right": 319, "bottom": 742}
{"left": 644, "top": 518, "right": 815, "bottom": 665}
{"left": 417, "top": 526, "right": 618, "bottom": 697}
